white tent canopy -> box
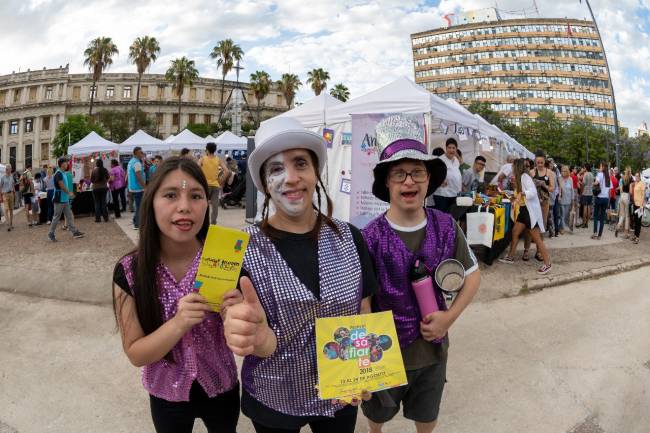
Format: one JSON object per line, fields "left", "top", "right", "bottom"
{"left": 166, "top": 129, "right": 207, "bottom": 150}
{"left": 163, "top": 134, "right": 176, "bottom": 143}
{"left": 215, "top": 131, "right": 247, "bottom": 151}
{"left": 68, "top": 131, "right": 119, "bottom": 156}
{"left": 277, "top": 92, "right": 343, "bottom": 127}
{"left": 120, "top": 129, "right": 168, "bottom": 153}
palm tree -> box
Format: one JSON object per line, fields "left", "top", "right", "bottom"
{"left": 210, "top": 39, "right": 244, "bottom": 122}
{"left": 277, "top": 73, "right": 302, "bottom": 109}
{"left": 330, "top": 83, "right": 350, "bottom": 102}
{"left": 250, "top": 70, "right": 272, "bottom": 127}
{"left": 129, "top": 36, "right": 161, "bottom": 131}
{"left": 165, "top": 57, "right": 199, "bottom": 133}
{"left": 83, "top": 37, "right": 119, "bottom": 117}
{"left": 306, "top": 68, "right": 330, "bottom": 96}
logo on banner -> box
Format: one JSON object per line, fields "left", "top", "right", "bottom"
{"left": 342, "top": 132, "right": 353, "bottom": 145}
{"left": 323, "top": 128, "right": 335, "bottom": 149}
{"left": 340, "top": 178, "right": 351, "bottom": 195}
{"left": 360, "top": 133, "right": 378, "bottom": 156}
{"left": 323, "top": 326, "right": 394, "bottom": 368}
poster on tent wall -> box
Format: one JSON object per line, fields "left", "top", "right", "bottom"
{"left": 349, "top": 113, "right": 425, "bottom": 229}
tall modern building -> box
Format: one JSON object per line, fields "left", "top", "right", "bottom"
{"left": 411, "top": 11, "right": 615, "bottom": 131}
{"left": 0, "top": 65, "right": 287, "bottom": 171}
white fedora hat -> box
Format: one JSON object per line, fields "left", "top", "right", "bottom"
{"left": 249, "top": 117, "right": 328, "bottom": 192}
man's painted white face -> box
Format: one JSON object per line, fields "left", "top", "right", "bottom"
{"left": 264, "top": 149, "right": 317, "bottom": 218}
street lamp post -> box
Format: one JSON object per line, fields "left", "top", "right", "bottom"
{"left": 581, "top": 0, "right": 620, "bottom": 168}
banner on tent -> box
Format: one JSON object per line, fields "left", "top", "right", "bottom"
{"left": 349, "top": 113, "right": 425, "bottom": 228}
{"left": 342, "top": 132, "right": 353, "bottom": 145}
{"left": 323, "top": 128, "right": 335, "bottom": 149}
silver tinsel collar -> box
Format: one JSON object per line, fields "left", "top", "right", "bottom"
{"left": 375, "top": 114, "right": 424, "bottom": 153}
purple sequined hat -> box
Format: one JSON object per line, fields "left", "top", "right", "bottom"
{"left": 372, "top": 138, "right": 447, "bottom": 202}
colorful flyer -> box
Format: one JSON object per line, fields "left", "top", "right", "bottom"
{"left": 194, "top": 225, "right": 249, "bottom": 311}
{"left": 316, "top": 311, "right": 407, "bottom": 401}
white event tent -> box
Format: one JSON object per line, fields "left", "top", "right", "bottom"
{"left": 120, "top": 129, "right": 168, "bottom": 154}
{"left": 67, "top": 131, "right": 119, "bottom": 156}
{"left": 215, "top": 131, "right": 247, "bottom": 153}
{"left": 260, "top": 77, "right": 532, "bottom": 220}
{"left": 166, "top": 129, "right": 208, "bottom": 151}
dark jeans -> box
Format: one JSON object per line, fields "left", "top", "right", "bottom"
{"left": 46, "top": 189, "right": 54, "bottom": 221}
{"left": 110, "top": 188, "right": 123, "bottom": 218}
{"left": 432, "top": 195, "right": 455, "bottom": 213}
{"left": 92, "top": 187, "right": 109, "bottom": 222}
{"left": 550, "top": 196, "right": 561, "bottom": 234}
{"left": 251, "top": 409, "right": 357, "bottom": 433}
{"left": 114, "top": 186, "right": 126, "bottom": 212}
{"left": 149, "top": 382, "right": 239, "bottom": 433}
{"left": 633, "top": 205, "right": 642, "bottom": 238}
{"left": 593, "top": 197, "right": 609, "bottom": 236}
{"left": 132, "top": 190, "right": 143, "bottom": 227}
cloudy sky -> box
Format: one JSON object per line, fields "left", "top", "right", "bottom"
{"left": 1, "top": 0, "right": 649, "bottom": 130}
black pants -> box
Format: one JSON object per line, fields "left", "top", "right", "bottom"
{"left": 251, "top": 409, "right": 357, "bottom": 433}
{"left": 92, "top": 187, "right": 109, "bottom": 222}
{"left": 149, "top": 382, "right": 240, "bottom": 433}
{"left": 633, "top": 205, "right": 642, "bottom": 238}
{"left": 110, "top": 188, "right": 123, "bottom": 218}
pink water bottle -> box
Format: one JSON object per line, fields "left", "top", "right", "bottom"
{"left": 410, "top": 259, "right": 439, "bottom": 317}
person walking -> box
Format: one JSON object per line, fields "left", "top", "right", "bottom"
{"left": 558, "top": 165, "right": 575, "bottom": 234}
{"left": 580, "top": 163, "right": 594, "bottom": 228}
{"left": 630, "top": 172, "right": 646, "bottom": 244}
{"left": 109, "top": 159, "right": 127, "bottom": 218}
{"left": 198, "top": 142, "right": 229, "bottom": 225}
{"left": 44, "top": 167, "right": 55, "bottom": 223}
{"left": 0, "top": 164, "right": 15, "bottom": 231}
{"left": 592, "top": 162, "right": 611, "bottom": 240}
{"left": 431, "top": 138, "right": 462, "bottom": 213}
{"left": 90, "top": 159, "right": 110, "bottom": 223}
{"left": 48, "top": 157, "right": 84, "bottom": 242}
{"left": 500, "top": 158, "right": 552, "bottom": 274}
{"left": 20, "top": 166, "right": 38, "bottom": 227}
{"left": 615, "top": 167, "right": 632, "bottom": 238}
{"left": 127, "top": 147, "right": 147, "bottom": 230}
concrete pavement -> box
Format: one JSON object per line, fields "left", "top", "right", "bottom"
{"left": 1, "top": 267, "right": 648, "bottom": 433}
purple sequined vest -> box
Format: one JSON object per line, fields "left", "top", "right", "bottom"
{"left": 362, "top": 208, "right": 456, "bottom": 348}
{"left": 241, "top": 220, "right": 362, "bottom": 417}
{"left": 120, "top": 252, "right": 238, "bottom": 402}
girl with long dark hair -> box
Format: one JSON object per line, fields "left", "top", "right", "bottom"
{"left": 500, "top": 158, "right": 552, "bottom": 274}
{"left": 90, "top": 159, "right": 110, "bottom": 222}
{"left": 592, "top": 161, "right": 611, "bottom": 240}
{"left": 112, "top": 157, "right": 240, "bottom": 433}
{"left": 223, "top": 117, "right": 376, "bottom": 433}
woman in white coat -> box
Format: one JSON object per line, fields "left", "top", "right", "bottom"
{"left": 499, "top": 158, "right": 552, "bottom": 274}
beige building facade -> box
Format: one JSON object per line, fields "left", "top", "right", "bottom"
{"left": 412, "top": 17, "right": 615, "bottom": 131}
{"left": 0, "top": 65, "right": 287, "bottom": 171}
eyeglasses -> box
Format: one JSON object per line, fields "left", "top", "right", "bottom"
{"left": 388, "top": 169, "right": 428, "bottom": 183}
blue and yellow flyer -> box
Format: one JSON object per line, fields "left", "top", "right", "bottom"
{"left": 194, "top": 225, "right": 249, "bottom": 312}
{"left": 316, "top": 311, "right": 407, "bottom": 400}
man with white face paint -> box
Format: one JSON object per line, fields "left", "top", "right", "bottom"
{"left": 222, "top": 117, "right": 378, "bottom": 433}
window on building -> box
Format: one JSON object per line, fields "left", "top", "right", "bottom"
{"left": 90, "top": 86, "right": 97, "bottom": 99}
{"left": 73, "top": 86, "right": 81, "bottom": 100}
{"left": 29, "top": 86, "right": 37, "bottom": 101}
{"left": 41, "top": 142, "right": 49, "bottom": 161}
{"left": 25, "top": 118, "right": 33, "bottom": 133}
{"left": 10, "top": 146, "right": 16, "bottom": 169}
{"left": 106, "top": 86, "right": 115, "bottom": 98}
{"left": 190, "top": 88, "right": 197, "bottom": 100}
{"left": 188, "top": 113, "right": 196, "bottom": 124}
{"left": 45, "top": 86, "right": 53, "bottom": 100}
{"left": 158, "top": 85, "right": 165, "bottom": 99}
{"left": 140, "top": 85, "right": 148, "bottom": 98}
{"left": 0, "top": 121, "right": 3, "bottom": 136}
{"left": 13, "top": 88, "right": 22, "bottom": 103}
{"left": 10, "top": 120, "right": 18, "bottom": 135}
{"left": 0, "top": 90, "right": 6, "bottom": 106}
{"left": 25, "top": 144, "right": 32, "bottom": 168}
{"left": 42, "top": 116, "right": 50, "bottom": 131}
{"left": 205, "top": 114, "right": 212, "bottom": 124}
{"left": 205, "top": 89, "right": 213, "bottom": 100}
{"left": 172, "top": 113, "right": 179, "bottom": 126}
{"left": 156, "top": 113, "right": 163, "bottom": 126}
{"left": 123, "top": 85, "right": 131, "bottom": 98}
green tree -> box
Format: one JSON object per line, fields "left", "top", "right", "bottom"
{"left": 517, "top": 109, "right": 564, "bottom": 157}
{"left": 330, "top": 83, "right": 350, "bottom": 102}
{"left": 51, "top": 115, "right": 106, "bottom": 157}
{"left": 277, "top": 73, "right": 302, "bottom": 109}
{"left": 249, "top": 70, "right": 272, "bottom": 127}
{"left": 306, "top": 68, "right": 330, "bottom": 96}
{"left": 97, "top": 109, "right": 156, "bottom": 142}
{"left": 83, "top": 37, "right": 119, "bottom": 117}
{"left": 210, "top": 39, "right": 244, "bottom": 122}
{"left": 129, "top": 36, "right": 161, "bottom": 131}
{"left": 187, "top": 122, "right": 218, "bottom": 138}
{"left": 165, "top": 57, "right": 199, "bottom": 133}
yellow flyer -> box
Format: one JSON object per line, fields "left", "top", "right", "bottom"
{"left": 316, "top": 311, "right": 407, "bottom": 400}
{"left": 194, "top": 225, "right": 249, "bottom": 311}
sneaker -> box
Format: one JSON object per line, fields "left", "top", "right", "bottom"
{"left": 72, "top": 231, "right": 85, "bottom": 239}
{"left": 499, "top": 256, "right": 514, "bottom": 264}
{"left": 537, "top": 264, "right": 552, "bottom": 275}
{"left": 48, "top": 233, "right": 57, "bottom": 242}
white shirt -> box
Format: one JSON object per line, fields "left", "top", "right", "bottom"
{"left": 490, "top": 163, "right": 512, "bottom": 186}
{"left": 521, "top": 173, "right": 545, "bottom": 232}
{"left": 434, "top": 154, "right": 462, "bottom": 197}
{"left": 595, "top": 172, "right": 611, "bottom": 199}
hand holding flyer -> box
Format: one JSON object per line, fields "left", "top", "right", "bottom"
{"left": 194, "top": 225, "right": 249, "bottom": 312}
{"left": 315, "top": 311, "right": 407, "bottom": 401}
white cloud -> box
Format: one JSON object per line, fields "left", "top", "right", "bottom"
{"left": 0, "top": 0, "right": 648, "bottom": 129}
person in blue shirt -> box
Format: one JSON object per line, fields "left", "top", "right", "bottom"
{"left": 48, "top": 157, "right": 84, "bottom": 242}
{"left": 128, "top": 147, "right": 147, "bottom": 230}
